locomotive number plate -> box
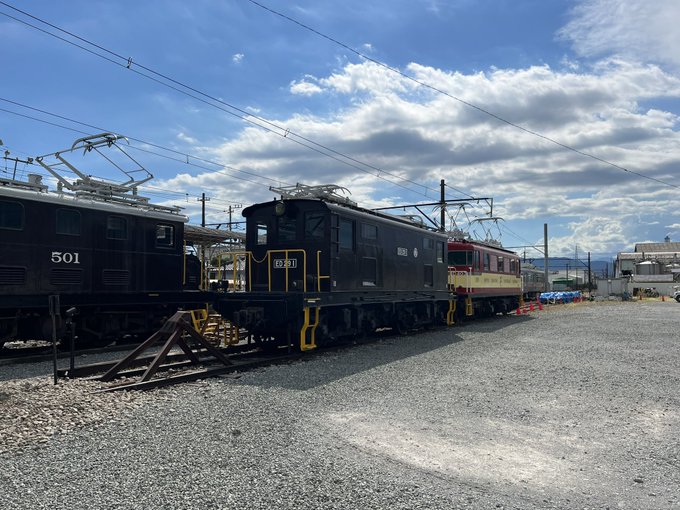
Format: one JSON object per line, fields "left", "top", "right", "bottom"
{"left": 273, "top": 259, "right": 297, "bottom": 269}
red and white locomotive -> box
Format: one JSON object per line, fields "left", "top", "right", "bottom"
{"left": 447, "top": 238, "right": 522, "bottom": 318}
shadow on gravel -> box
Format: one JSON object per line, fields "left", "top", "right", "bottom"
{"left": 236, "top": 314, "right": 533, "bottom": 391}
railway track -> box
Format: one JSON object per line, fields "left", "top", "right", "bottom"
{"left": 64, "top": 346, "right": 304, "bottom": 392}
{"left": 0, "top": 342, "right": 140, "bottom": 366}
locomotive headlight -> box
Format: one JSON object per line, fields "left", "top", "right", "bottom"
{"left": 274, "top": 201, "right": 286, "bottom": 216}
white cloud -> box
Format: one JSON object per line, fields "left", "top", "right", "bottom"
{"left": 290, "top": 80, "right": 323, "bottom": 96}
{"left": 232, "top": 53, "right": 244, "bottom": 64}
{"left": 190, "top": 58, "right": 680, "bottom": 257}
{"left": 559, "top": 0, "right": 680, "bottom": 71}
{"left": 176, "top": 132, "right": 198, "bottom": 145}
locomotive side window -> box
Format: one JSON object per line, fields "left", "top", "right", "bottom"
{"left": 498, "top": 256, "right": 505, "bottom": 273}
{"left": 423, "top": 238, "right": 434, "bottom": 250}
{"left": 483, "top": 252, "right": 491, "bottom": 271}
{"left": 304, "top": 212, "right": 325, "bottom": 240}
{"left": 361, "top": 223, "right": 377, "bottom": 241}
{"left": 339, "top": 218, "right": 354, "bottom": 251}
{"left": 0, "top": 200, "right": 24, "bottom": 230}
{"left": 106, "top": 216, "right": 127, "bottom": 240}
{"left": 256, "top": 223, "right": 268, "bottom": 245}
{"left": 155, "top": 224, "right": 175, "bottom": 247}
{"left": 490, "top": 255, "right": 498, "bottom": 272}
{"left": 56, "top": 209, "right": 81, "bottom": 236}
{"left": 277, "top": 215, "right": 297, "bottom": 242}
{"left": 474, "top": 251, "right": 481, "bottom": 271}
{"left": 437, "top": 242, "right": 445, "bottom": 263}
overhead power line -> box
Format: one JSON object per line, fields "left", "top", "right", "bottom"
{"left": 246, "top": 0, "right": 680, "bottom": 191}
{"left": 0, "top": 99, "right": 272, "bottom": 205}
{"left": 0, "top": 1, "right": 447, "bottom": 200}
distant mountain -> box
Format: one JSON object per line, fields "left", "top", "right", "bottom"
{"left": 521, "top": 257, "right": 612, "bottom": 276}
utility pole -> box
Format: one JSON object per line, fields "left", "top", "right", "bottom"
{"left": 198, "top": 193, "right": 210, "bottom": 227}
{"left": 197, "top": 193, "right": 211, "bottom": 289}
{"left": 543, "top": 223, "right": 549, "bottom": 292}
{"left": 440, "top": 179, "right": 446, "bottom": 232}
{"left": 227, "top": 204, "right": 242, "bottom": 230}
{"left": 588, "top": 252, "right": 592, "bottom": 292}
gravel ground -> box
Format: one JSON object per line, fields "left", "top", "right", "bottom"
{"left": 0, "top": 300, "right": 678, "bottom": 509}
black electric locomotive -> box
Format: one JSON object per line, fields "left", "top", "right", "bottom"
{"left": 214, "top": 185, "right": 456, "bottom": 350}
{"left": 0, "top": 134, "right": 209, "bottom": 348}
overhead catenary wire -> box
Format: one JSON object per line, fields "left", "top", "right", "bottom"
{"left": 0, "top": 2, "right": 444, "bottom": 201}
{"left": 0, "top": 117, "right": 250, "bottom": 213}
{"left": 2, "top": 99, "right": 494, "bottom": 227}
{"left": 0, "top": 98, "right": 288, "bottom": 202}
{"left": 246, "top": 0, "right": 680, "bottom": 192}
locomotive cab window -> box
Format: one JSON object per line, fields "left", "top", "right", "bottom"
{"left": 277, "top": 215, "right": 297, "bottom": 242}
{"left": 449, "top": 250, "right": 473, "bottom": 266}
{"left": 56, "top": 209, "right": 81, "bottom": 236}
{"left": 437, "top": 242, "right": 445, "bottom": 263}
{"left": 304, "top": 212, "right": 325, "bottom": 240}
{"left": 155, "top": 224, "right": 175, "bottom": 247}
{"left": 256, "top": 222, "right": 268, "bottom": 245}
{"left": 0, "top": 200, "right": 24, "bottom": 230}
{"left": 106, "top": 216, "right": 127, "bottom": 240}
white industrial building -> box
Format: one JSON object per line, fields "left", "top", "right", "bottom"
{"left": 613, "top": 237, "right": 680, "bottom": 296}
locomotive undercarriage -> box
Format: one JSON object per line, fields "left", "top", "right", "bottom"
{"left": 219, "top": 293, "right": 453, "bottom": 351}
{"left": 456, "top": 295, "right": 521, "bottom": 320}
{"left": 0, "top": 292, "right": 215, "bottom": 350}
{"left": 2, "top": 307, "right": 169, "bottom": 348}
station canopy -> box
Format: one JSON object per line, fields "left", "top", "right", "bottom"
{"left": 184, "top": 224, "right": 245, "bottom": 246}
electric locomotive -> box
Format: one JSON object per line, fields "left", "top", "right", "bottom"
{"left": 214, "top": 184, "right": 456, "bottom": 350}
{"left": 0, "top": 134, "right": 213, "bottom": 349}
{"left": 447, "top": 238, "right": 522, "bottom": 317}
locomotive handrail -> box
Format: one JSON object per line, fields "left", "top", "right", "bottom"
{"left": 266, "top": 249, "right": 307, "bottom": 292}
{"left": 316, "top": 250, "right": 331, "bottom": 292}
{"left": 224, "top": 249, "right": 317, "bottom": 292}
{"left": 220, "top": 251, "right": 252, "bottom": 291}
{"left": 448, "top": 269, "right": 472, "bottom": 292}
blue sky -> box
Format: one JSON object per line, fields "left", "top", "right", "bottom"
{"left": 2, "top": 0, "right": 680, "bottom": 261}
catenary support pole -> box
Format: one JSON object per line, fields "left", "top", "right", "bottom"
{"left": 544, "top": 223, "right": 549, "bottom": 292}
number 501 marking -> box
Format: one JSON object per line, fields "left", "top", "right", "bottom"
{"left": 51, "top": 251, "right": 81, "bottom": 264}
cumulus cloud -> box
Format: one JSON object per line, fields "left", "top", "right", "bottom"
{"left": 290, "top": 79, "right": 323, "bottom": 96}
{"left": 559, "top": 0, "right": 680, "bottom": 72}
{"left": 189, "top": 56, "right": 680, "bottom": 258}
{"left": 232, "top": 53, "right": 244, "bottom": 64}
